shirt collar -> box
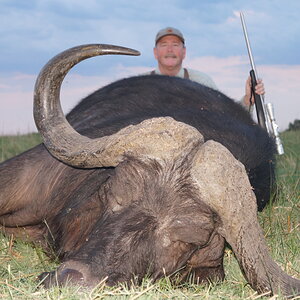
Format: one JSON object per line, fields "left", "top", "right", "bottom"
{"left": 155, "top": 67, "right": 185, "bottom": 78}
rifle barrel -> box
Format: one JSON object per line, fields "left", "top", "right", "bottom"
{"left": 240, "top": 12, "right": 269, "bottom": 132}
{"left": 240, "top": 12, "right": 284, "bottom": 155}
{"left": 240, "top": 12, "right": 257, "bottom": 76}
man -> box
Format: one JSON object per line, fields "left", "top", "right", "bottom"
{"left": 150, "top": 27, "right": 265, "bottom": 108}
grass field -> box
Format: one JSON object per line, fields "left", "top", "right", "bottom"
{"left": 0, "top": 131, "right": 299, "bottom": 299}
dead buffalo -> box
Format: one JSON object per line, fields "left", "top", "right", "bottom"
{"left": 0, "top": 44, "right": 299, "bottom": 297}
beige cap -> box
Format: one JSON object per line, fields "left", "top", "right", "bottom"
{"left": 155, "top": 27, "right": 185, "bottom": 44}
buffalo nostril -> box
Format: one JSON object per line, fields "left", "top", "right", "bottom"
{"left": 59, "top": 268, "right": 85, "bottom": 285}
{"left": 38, "top": 269, "right": 85, "bottom": 288}
{"left": 38, "top": 271, "right": 55, "bottom": 288}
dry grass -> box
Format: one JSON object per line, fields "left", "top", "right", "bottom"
{"left": 0, "top": 130, "right": 299, "bottom": 299}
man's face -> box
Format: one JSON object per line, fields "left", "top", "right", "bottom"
{"left": 154, "top": 35, "right": 186, "bottom": 70}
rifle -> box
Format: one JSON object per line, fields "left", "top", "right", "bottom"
{"left": 240, "top": 12, "right": 284, "bottom": 155}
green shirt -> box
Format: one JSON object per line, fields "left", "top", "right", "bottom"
{"left": 148, "top": 67, "right": 218, "bottom": 90}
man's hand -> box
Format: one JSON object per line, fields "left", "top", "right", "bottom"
{"left": 243, "top": 76, "right": 265, "bottom": 106}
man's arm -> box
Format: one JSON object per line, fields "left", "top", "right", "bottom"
{"left": 243, "top": 76, "right": 265, "bottom": 107}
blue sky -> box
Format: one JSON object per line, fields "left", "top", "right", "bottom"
{"left": 1, "top": 0, "right": 299, "bottom": 134}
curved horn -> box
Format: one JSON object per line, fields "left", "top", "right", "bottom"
{"left": 34, "top": 44, "right": 203, "bottom": 168}
{"left": 191, "top": 141, "right": 300, "bottom": 297}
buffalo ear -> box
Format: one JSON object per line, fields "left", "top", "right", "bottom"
{"left": 168, "top": 216, "right": 215, "bottom": 245}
